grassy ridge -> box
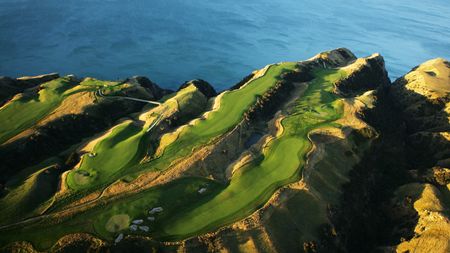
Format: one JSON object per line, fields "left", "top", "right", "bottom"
{"left": 66, "top": 120, "right": 147, "bottom": 190}
{"left": 0, "top": 66, "right": 347, "bottom": 250}
{"left": 63, "top": 84, "right": 206, "bottom": 192}
{"left": 135, "top": 63, "right": 298, "bottom": 173}
{"left": 158, "top": 69, "right": 345, "bottom": 239}
{"left": 56, "top": 64, "right": 296, "bottom": 205}
{"left": 0, "top": 77, "right": 76, "bottom": 144}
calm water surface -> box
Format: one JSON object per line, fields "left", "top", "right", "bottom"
{"left": 0, "top": 0, "right": 449, "bottom": 90}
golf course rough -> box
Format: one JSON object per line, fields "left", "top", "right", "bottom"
{"left": 65, "top": 83, "right": 208, "bottom": 192}
{"left": 158, "top": 69, "right": 346, "bottom": 240}
{"left": 138, "top": 63, "right": 299, "bottom": 173}
{"left": 66, "top": 120, "right": 147, "bottom": 190}
{"left": 0, "top": 76, "right": 126, "bottom": 145}
{"left": 0, "top": 64, "right": 348, "bottom": 250}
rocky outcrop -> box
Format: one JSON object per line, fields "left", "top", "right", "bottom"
{"left": 178, "top": 79, "right": 217, "bottom": 98}
{"left": 336, "top": 53, "right": 391, "bottom": 96}
{"left": 126, "top": 76, "right": 172, "bottom": 100}
{"left": 384, "top": 58, "right": 450, "bottom": 253}
{"left": 391, "top": 58, "right": 450, "bottom": 168}
{"left": 330, "top": 57, "right": 449, "bottom": 252}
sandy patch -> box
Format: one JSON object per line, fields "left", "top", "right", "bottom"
{"left": 105, "top": 214, "right": 130, "bottom": 233}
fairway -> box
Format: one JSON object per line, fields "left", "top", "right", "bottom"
{"left": 66, "top": 120, "right": 147, "bottom": 190}
{"left": 0, "top": 64, "right": 348, "bottom": 250}
{"left": 0, "top": 77, "right": 118, "bottom": 144}
{"left": 158, "top": 69, "right": 345, "bottom": 239}
{"left": 65, "top": 83, "right": 207, "bottom": 191}
{"left": 0, "top": 77, "right": 75, "bottom": 144}
{"left": 138, "top": 63, "right": 298, "bottom": 172}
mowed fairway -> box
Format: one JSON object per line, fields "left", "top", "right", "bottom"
{"left": 138, "top": 63, "right": 298, "bottom": 172}
{"left": 0, "top": 77, "right": 75, "bottom": 144}
{"left": 0, "top": 77, "right": 117, "bottom": 144}
{"left": 65, "top": 84, "right": 207, "bottom": 192}
{"left": 0, "top": 66, "right": 348, "bottom": 250}
{"left": 158, "top": 69, "right": 346, "bottom": 239}
{"left": 0, "top": 177, "right": 222, "bottom": 251}
{"left": 66, "top": 120, "right": 147, "bottom": 190}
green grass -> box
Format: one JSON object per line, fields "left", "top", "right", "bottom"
{"left": 0, "top": 77, "right": 73, "bottom": 144}
{"left": 66, "top": 120, "right": 147, "bottom": 191}
{"left": 126, "top": 63, "right": 298, "bottom": 176}
{"left": 155, "top": 63, "right": 297, "bottom": 158}
{"left": 54, "top": 65, "right": 294, "bottom": 207}
{"left": 0, "top": 67, "right": 348, "bottom": 250}
{"left": 156, "top": 69, "right": 346, "bottom": 240}
{"left": 0, "top": 163, "right": 60, "bottom": 225}
{"left": 64, "top": 84, "right": 207, "bottom": 192}
{"left": 0, "top": 177, "right": 222, "bottom": 251}
{"left": 0, "top": 77, "right": 111, "bottom": 144}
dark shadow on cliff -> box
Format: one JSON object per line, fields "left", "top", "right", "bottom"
{"left": 329, "top": 79, "right": 450, "bottom": 252}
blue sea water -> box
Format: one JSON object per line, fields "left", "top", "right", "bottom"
{"left": 0, "top": 0, "right": 449, "bottom": 90}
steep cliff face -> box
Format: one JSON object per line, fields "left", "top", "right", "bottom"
{"left": 388, "top": 59, "right": 450, "bottom": 253}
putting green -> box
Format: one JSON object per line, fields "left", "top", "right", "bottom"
{"left": 66, "top": 120, "right": 147, "bottom": 190}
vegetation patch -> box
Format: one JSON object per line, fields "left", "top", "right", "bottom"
{"left": 105, "top": 214, "right": 130, "bottom": 233}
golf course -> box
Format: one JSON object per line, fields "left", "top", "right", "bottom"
{"left": 0, "top": 58, "right": 350, "bottom": 250}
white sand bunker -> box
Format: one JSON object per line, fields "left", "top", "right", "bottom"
{"left": 106, "top": 214, "right": 130, "bottom": 232}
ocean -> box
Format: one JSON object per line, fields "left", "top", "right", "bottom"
{"left": 0, "top": 0, "right": 449, "bottom": 90}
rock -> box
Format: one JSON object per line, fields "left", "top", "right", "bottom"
{"left": 129, "top": 225, "right": 138, "bottom": 231}
{"left": 178, "top": 79, "right": 217, "bottom": 98}
{"left": 335, "top": 53, "right": 390, "bottom": 96}
{"left": 126, "top": 76, "right": 172, "bottom": 100}
{"left": 390, "top": 57, "right": 450, "bottom": 167}
{"left": 147, "top": 217, "right": 155, "bottom": 221}
{"left": 198, "top": 188, "right": 207, "bottom": 194}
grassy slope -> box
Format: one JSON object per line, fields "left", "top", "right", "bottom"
{"left": 55, "top": 65, "right": 295, "bottom": 205}
{"left": 0, "top": 77, "right": 74, "bottom": 144}
{"left": 64, "top": 84, "right": 206, "bottom": 192}
{"left": 0, "top": 160, "right": 61, "bottom": 225}
{"left": 0, "top": 77, "right": 120, "bottom": 144}
{"left": 132, "top": 63, "right": 297, "bottom": 174}
{"left": 66, "top": 120, "right": 146, "bottom": 190}
{"left": 0, "top": 66, "right": 346, "bottom": 250}
{"left": 158, "top": 69, "right": 345, "bottom": 239}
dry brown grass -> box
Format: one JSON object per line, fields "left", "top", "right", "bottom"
{"left": 402, "top": 58, "right": 449, "bottom": 100}
{"left": 396, "top": 183, "right": 450, "bottom": 253}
